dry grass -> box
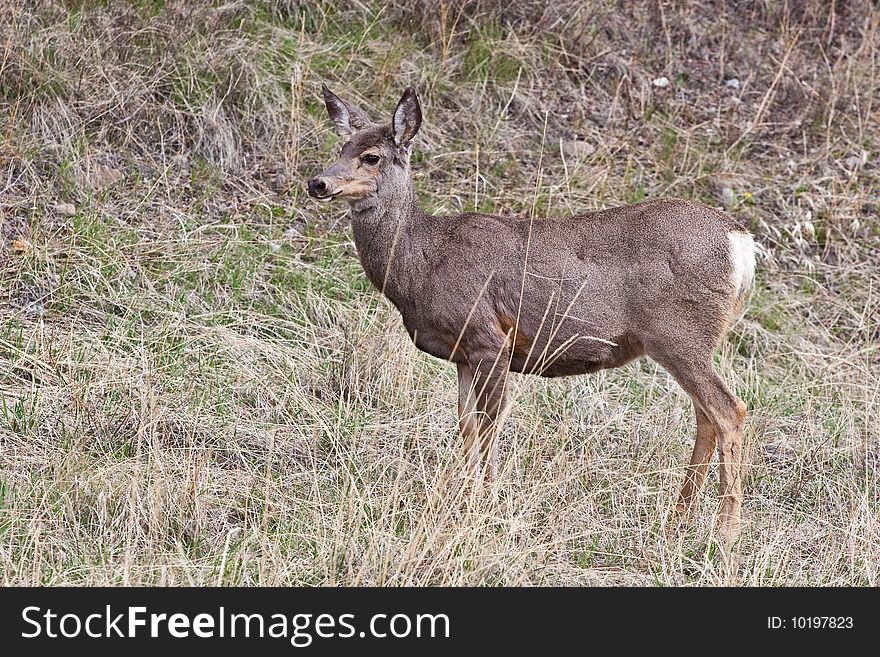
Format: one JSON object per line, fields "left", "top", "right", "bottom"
{"left": 1, "top": 0, "right": 879, "bottom": 585}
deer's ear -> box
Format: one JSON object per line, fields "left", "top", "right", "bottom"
{"left": 322, "top": 83, "right": 371, "bottom": 136}
{"left": 392, "top": 87, "right": 422, "bottom": 146}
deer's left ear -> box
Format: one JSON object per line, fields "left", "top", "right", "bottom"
{"left": 392, "top": 87, "right": 422, "bottom": 146}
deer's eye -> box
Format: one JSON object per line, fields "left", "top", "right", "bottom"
{"left": 362, "top": 153, "right": 380, "bottom": 165}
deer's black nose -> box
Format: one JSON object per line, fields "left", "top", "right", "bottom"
{"left": 308, "top": 177, "right": 327, "bottom": 197}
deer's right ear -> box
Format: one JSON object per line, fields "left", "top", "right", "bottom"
{"left": 322, "top": 83, "right": 371, "bottom": 136}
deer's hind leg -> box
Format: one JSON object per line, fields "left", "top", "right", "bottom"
{"left": 649, "top": 352, "right": 747, "bottom": 540}
{"left": 456, "top": 350, "right": 510, "bottom": 480}
{"left": 676, "top": 405, "right": 717, "bottom": 515}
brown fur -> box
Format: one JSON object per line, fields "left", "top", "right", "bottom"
{"left": 309, "top": 85, "right": 755, "bottom": 540}
{"left": 496, "top": 313, "right": 531, "bottom": 355}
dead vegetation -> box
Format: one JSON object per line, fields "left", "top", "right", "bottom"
{"left": 0, "top": 0, "right": 879, "bottom": 585}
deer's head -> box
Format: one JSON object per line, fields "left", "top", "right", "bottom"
{"left": 308, "top": 84, "right": 422, "bottom": 210}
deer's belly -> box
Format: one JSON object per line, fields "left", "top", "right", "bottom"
{"left": 508, "top": 332, "right": 644, "bottom": 378}
{"left": 408, "top": 327, "right": 462, "bottom": 363}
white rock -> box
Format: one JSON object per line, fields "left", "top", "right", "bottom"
{"left": 284, "top": 227, "right": 301, "bottom": 238}
{"left": 719, "top": 186, "right": 735, "bottom": 208}
{"left": 652, "top": 76, "right": 670, "bottom": 88}
{"left": 55, "top": 202, "right": 76, "bottom": 216}
{"left": 844, "top": 155, "right": 863, "bottom": 169}
{"left": 725, "top": 78, "right": 741, "bottom": 89}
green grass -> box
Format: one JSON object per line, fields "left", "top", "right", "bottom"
{"left": 463, "top": 23, "right": 524, "bottom": 83}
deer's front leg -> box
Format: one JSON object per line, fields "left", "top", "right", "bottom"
{"left": 456, "top": 352, "right": 510, "bottom": 480}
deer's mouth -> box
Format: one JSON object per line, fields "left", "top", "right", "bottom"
{"left": 313, "top": 191, "right": 340, "bottom": 203}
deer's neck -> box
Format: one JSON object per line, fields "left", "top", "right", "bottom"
{"left": 348, "top": 186, "right": 424, "bottom": 305}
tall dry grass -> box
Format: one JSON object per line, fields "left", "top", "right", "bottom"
{"left": 0, "top": 0, "right": 878, "bottom": 584}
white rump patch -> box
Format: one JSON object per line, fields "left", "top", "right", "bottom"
{"left": 728, "top": 231, "right": 756, "bottom": 298}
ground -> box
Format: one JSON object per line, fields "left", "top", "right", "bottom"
{"left": 1, "top": 0, "right": 879, "bottom": 585}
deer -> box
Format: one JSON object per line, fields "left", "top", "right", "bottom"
{"left": 307, "top": 84, "right": 756, "bottom": 539}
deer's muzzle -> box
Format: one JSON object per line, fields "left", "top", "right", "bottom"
{"left": 307, "top": 176, "right": 338, "bottom": 201}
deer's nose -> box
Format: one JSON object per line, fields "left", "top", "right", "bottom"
{"left": 308, "top": 177, "right": 328, "bottom": 198}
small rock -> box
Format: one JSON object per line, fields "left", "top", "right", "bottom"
{"left": 718, "top": 186, "right": 735, "bottom": 208}
{"left": 284, "top": 227, "right": 302, "bottom": 238}
{"left": 725, "top": 78, "right": 741, "bottom": 89}
{"left": 55, "top": 202, "right": 76, "bottom": 216}
{"left": 268, "top": 241, "right": 281, "bottom": 253}
{"left": 90, "top": 164, "right": 122, "bottom": 189}
{"left": 562, "top": 139, "right": 596, "bottom": 158}
{"left": 652, "top": 76, "right": 670, "bottom": 88}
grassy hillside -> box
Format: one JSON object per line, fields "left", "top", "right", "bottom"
{"left": 1, "top": 0, "right": 878, "bottom": 585}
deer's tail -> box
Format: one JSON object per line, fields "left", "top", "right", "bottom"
{"left": 727, "top": 231, "right": 757, "bottom": 321}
